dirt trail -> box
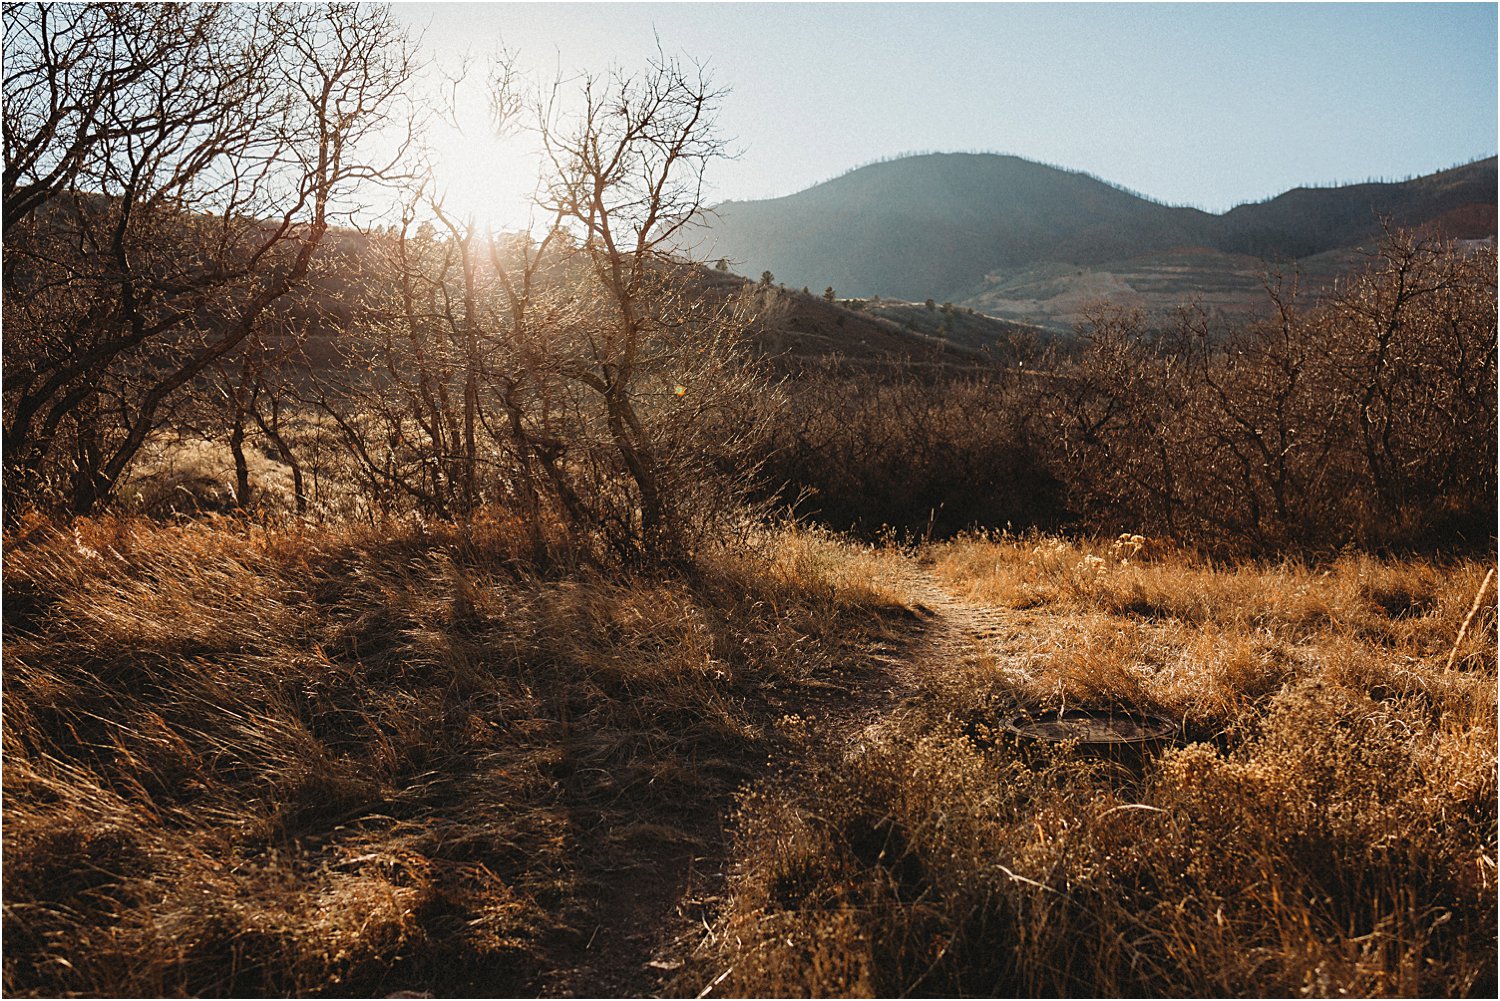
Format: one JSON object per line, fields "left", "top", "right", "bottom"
{"left": 535, "top": 553, "right": 1022, "bottom": 998}
{"left": 863, "top": 554, "right": 1034, "bottom": 698}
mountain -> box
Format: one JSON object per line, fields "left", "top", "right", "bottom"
{"left": 1216, "top": 159, "right": 1498, "bottom": 258}
{"left": 693, "top": 153, "right": 1497, "bottom": 328}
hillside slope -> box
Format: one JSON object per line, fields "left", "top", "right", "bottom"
{"left": 695, "top": 153, "right": 1497, "bottom": 328}
{"left": 699, "top": 154, "right": 1218, "bottom": 301}
{"left": 1219, "top": 157, "right": 1499, "bottom": 258}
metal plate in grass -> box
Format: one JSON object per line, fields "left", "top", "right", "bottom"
{"left": 1001, "top": 708, "right": 1178, "bottom": 763}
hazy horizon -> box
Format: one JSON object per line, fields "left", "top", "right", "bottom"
{"left": 393, "top": 1, "right": 1498, "bottom": 229}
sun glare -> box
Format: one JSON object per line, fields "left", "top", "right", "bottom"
{"left": 423, "top": 87, "right": 542, "bottom": 235}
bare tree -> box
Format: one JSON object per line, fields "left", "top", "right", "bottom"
{"left": 3, "top": 4, "right": 185, "bottom": 229}
{"left": 1035, "top": 230, "right": 1496, "bottom": 551}
{"left": 308, "top": 50, "right": 775, "bottom": 560}
{"left": 2, "top": 3, "right": 417, "bottom": 517}
{"left": 535, "top": 51, "right": 737, "bottom": 557}
{"left": 1320, "top": 230, "right": 1497, "bottom": 524}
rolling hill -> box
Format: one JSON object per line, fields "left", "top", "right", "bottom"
{"left": 694, "top": 153, "right": 1497, "bottom": 328}
{"left": 686, "top": 264, "right": 1052, "bottom": 368}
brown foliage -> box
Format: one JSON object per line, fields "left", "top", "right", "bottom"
{"left": 765, "top": 230, "right": 1495, "bottom": 554}
{"left": 1046, "top": 231, "right": 1496, "bottom": 552}
{"left": 760, "top": 363, "right": 1065, "bottom": 539}
{"left": 2, "top": 4, "right": 416, "bottom": 517}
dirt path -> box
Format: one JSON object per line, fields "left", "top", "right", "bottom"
{"left": 534, "top": 553, "right": 1023, "bottom": 998}
{"left": 858, "top": 553, "right": 1034, "bottom": 711}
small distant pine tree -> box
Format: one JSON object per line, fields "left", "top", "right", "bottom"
{"left": 823, "top": 286, "right": 835, "bottom": 301}
{"left": 925, "top": 298, "right": 936, "bottom": 311}
{"left": 760, "top": 270, "right": 774, "bottom": 286}
{"left": 801, "top": 286, "right": 810, "bottom": 296}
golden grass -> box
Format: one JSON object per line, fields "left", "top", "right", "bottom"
{"left": 1, "top": 514, "right": 909, "bottom": 997}
{"left": 927, "top": 533, "right": 1496, "bottom": 724}
{"left": 6, "top": 521, "right": 1493, "bottom": 996}
{"left": 693, "top": 534, "right": 1497, "bottom": 998}
{"left": 114, "top": 432, "right": 292, "bottom": 516}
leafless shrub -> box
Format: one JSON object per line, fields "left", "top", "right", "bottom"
{"left": 2, "top": 3, "right": 417, "bottom": 518}
{"left": 757, "top": 230, "right": 1492, "bottom": 555}
{"left": 1043, "top": 230, "right": 1496, "bottom": 552}
{"left": 761, "top": 363, "right": 1064, "bottom": 539}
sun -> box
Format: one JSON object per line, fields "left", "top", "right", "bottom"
{"left": 422, "top": 88, "right": 542, "bottom": 235}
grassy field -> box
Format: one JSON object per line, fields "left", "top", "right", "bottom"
{"left": 2, "top": 514, "right": 908, "bottom": 996}
{"left": 3, "top": 518, "right": 1495, "bottom": 997}
{"left": 4, "top": 9, "right": 1493, "bottom": 996}
{"left": 693, "top": 534, "right": 1497, "bottom": 997}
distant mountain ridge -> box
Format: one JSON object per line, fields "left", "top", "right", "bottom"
{"left": 693, "top": 153, "right": 1497, "bottom": 327}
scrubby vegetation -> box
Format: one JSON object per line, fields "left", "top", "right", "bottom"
{"left": 2, "top": 514, "right": 909, "bottom": 996}
{"left": 764, "top": 231, "right": 1496, "bottom": 555}
{"left": 760, "top": 364, "right": 1066, "bottom": 539}
{"left": 3, "top": 5, "right": 1494, "bottom": 998}
{"left": 7, "top": 514, "right": 1493, "bottom": 997}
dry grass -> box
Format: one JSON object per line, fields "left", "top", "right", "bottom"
{"left": 115, "top": 420, "right": 368, "bottom": 521}
{"left": 114, "top": 432, "right": 288, "bottom": 516}
{"left": 1, "top": 513, "right": 909, "bottom": 997}
{"left": 6, "top": 520, "right": 1493, "bottom": 996}
{"left": 692, "top": 533, "right": 1497, "bottom": 998}
{"left": 927, "top": 533, "right": 1496, "bottom": 723}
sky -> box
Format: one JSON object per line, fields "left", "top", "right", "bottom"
{"left": 390, "top": 1, "right": 1499, "bottom": 230}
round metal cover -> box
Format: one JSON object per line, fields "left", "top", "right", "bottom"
{"left": 1002, "top": 708, "right": 1176, "bottom": 748}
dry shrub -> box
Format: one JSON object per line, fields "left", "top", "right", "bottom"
{"left": 1140, "top": 683, "right": 1496, "bottom": 997}
{"left": 1045, "top": 233, "right": 1496, "bottom": 554}
{"left": 2, "top": 514, "right": 907, "bottom": 997}
{"left": 762, "top": 232, "right": 1493, "bottom": 557}
{"left": 759, "top": 366, "right": 1066, "bottom": 539}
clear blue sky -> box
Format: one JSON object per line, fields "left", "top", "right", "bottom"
{"left": 394, "top": 1, "right": 1498, "bottom": 218}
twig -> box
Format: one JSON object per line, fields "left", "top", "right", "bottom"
{"left": 696, "top": 965, "right": 733, "bottom": 998}
{"left": 1097, "top": 803, "right": 1168, "bottom": 819}
{"left": 995, "top": 862, "right": 1066, "bottom": 896}
{"left": 1443, "top": 568, "right": 1494, "bottom": 674}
